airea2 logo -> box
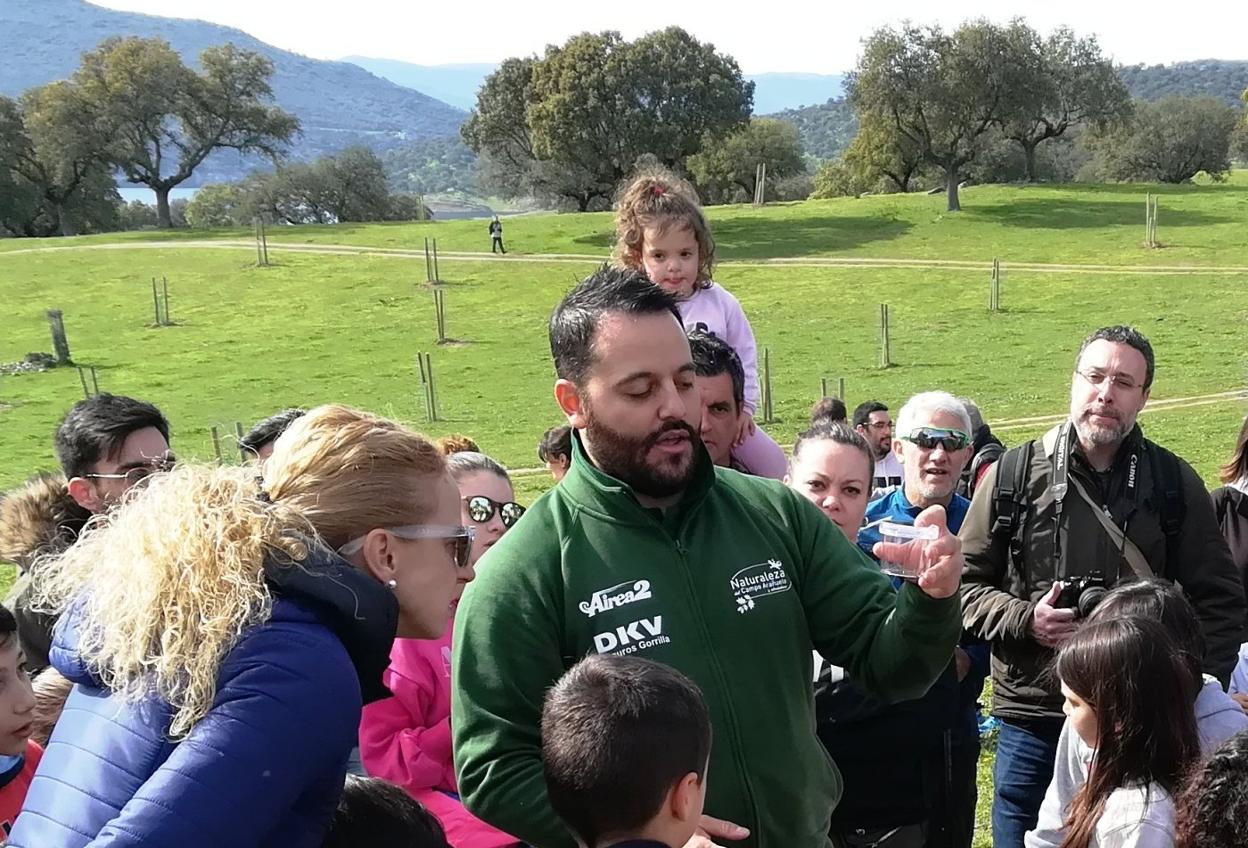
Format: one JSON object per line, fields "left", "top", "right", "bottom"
{"left": 593, "top": 616, "right": 670, "bottom": 655}
{"left": 579, "top": 579, "right": 653, "bottom": 618}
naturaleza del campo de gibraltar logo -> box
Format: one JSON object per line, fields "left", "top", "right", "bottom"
{"left": 730, "top": 559, "right": 791, "bottom": 613}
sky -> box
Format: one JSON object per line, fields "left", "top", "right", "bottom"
{"left": 91, "top": 1, "right": 1246, "bottom": 74}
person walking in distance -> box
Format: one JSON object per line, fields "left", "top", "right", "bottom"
{"left": 489, "top": 216, "right": 505, "bottom": 254}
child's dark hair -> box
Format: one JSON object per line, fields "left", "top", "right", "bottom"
{"left": 1175, "top": 730, "right": 1248, "bottom": 848}
{"left": 614, "top": 166, "right": 716, "bottom": 287}
{"left": 1056, "top": 616, "right": 1200, "bottom": 848}
{"left": 810, "top": 397, "right": 848, "bottom": 426}
{"left": 322, "top": 775, "right": 450, "bottom": 848}
{"left": 542, "top": 654, "right": 711, "bottom": 848}
{"left": 239, "top": 408, "right": 306, "bottom": 457}
{"left": 538, "top": 425, "right": 572, "bottom": 464}
{"left": 0, "top": 603, "right": 16, "bottom": 650}
{"left": 1086, "top": 578, "right": 1205, "bottom": 690}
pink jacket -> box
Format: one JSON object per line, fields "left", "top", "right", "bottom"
{"left": 359, "top": 620, "right": 519, "bottom": 848}
{"left": 678, "top": 281, "right": 760, "bottom": 415}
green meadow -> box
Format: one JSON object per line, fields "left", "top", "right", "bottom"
{"left": 1, "top": 177, "right": 1247, "bottom": 847}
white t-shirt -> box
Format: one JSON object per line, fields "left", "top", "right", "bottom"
{"left": 1091, "top": 783, "right": 1175, "bottom": 848}
{"left": 872, "top": 451, "right": 904, "bottom": 494}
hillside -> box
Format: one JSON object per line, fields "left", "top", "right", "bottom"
{"left": 1119, "top": 60, "right": 1248, "bottom": 105}
{"left": 339, "top": 58, "right": 495, "bottom": 111}
{"left": 765, "top": 98, "right": 859, "bottom": 161}
{"left": 0, "top": 0, "right": 466, "bottom": 183}
{"left": 748, "top": 72, "right": 846, "bottom": 113}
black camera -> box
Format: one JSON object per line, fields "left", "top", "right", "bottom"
{"left": 1055, "top": 572, "right": 1110, "bottom": 619}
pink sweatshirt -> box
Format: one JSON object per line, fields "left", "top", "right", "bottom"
{"left": 678, "top": 282, "right": 760, "bottom": 415}
{"left": 359, "top": 619, "right": 519, "bottom": 848}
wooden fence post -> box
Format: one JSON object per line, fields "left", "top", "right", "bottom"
{"left": 46, "top": 309, "right": 71, "bottom": 364}
{"left": 879, "top": 304, "right": 892, "bottom": 368}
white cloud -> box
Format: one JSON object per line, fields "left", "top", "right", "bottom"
{"left": 90, "top": 0, "right": 1248, "bottom": 74}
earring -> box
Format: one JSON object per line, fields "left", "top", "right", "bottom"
{"left": 386, "top": 579, "right": 398, "bottom": 590}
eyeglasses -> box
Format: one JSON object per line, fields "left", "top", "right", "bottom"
{"left": 464, "top": 495, "right": 526, "bottom": 528}
{"left": 902, "top": 428, "right": 970, "bottom": 452}
{"left": 1076, "top": 369, "right": 1142, "bottom": 393}
{"left": 84, "top": 457, "right": 176, "bottom": 486}
{"left": 337, "top": 525, "right": 477, "bottom": 569}
{"left": 865, "top": 421, "right": 893, "bottom": 432}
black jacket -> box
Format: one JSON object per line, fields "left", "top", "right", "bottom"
{"left": 1212, "top": 485, "right": 1248, "bottom": 608}
{"left": 961, "top": 425, "right": 1246, "bottom": 720}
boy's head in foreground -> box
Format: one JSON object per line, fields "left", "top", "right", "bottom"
{"left": 542, "top": 654, "right": 711, "bottom": 848}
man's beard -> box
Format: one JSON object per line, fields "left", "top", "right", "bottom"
{"left": 1073, "top": 405, "right": 1131, "bottom": 447}
{"left": 583, "top": 408, "right": 701, "bottom": 499}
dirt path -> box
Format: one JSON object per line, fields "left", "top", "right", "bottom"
{"left": 5, "top": 239, "right": 1248, "bottom": 276}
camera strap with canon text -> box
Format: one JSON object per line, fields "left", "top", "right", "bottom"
{"left": 1045, "top": 422, "right": 1153, "bottom": 581}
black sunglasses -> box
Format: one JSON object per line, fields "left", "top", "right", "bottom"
{"left": 901, "top": 428, "right": 971, "bottom": 452}
{"left": 465, "top": 495, "right": 526, "bottom": 528}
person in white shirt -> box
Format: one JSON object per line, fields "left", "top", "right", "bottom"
{"left": 852, "top": 400, "right": 903, "bottom": 494}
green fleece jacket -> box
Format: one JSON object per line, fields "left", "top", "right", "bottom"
{"left": 451, "top": 440, "right": 960, "bottom": 848}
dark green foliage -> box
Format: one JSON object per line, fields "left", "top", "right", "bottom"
{"left": 381, "top": 137, "right": 479, "bottom": 195}
{"left": 1082, "top": 96, "right": 1239, "bottom": 184}
{"left": 463, "top": 27, "right": 752, "bottom": 210}
{"left": 1118, "top": 61, "right": 1248, "bottom": 106}
{"left": 766, "top": 99, "right": 859, "bottom": 161}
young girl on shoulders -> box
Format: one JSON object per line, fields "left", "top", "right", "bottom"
{"left": 614, "top": 167, "right": 787, "bottom": 479}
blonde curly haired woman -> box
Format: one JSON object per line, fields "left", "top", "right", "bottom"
{"left": 9, "top": 405, "right": 476, "bottom": 848}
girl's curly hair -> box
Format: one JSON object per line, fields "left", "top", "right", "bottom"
{"left": 1175, "top": 730, "right": 1248, "bottom": 848}
{"left": 613, "top": 165, "right": 715, "bottom": 288}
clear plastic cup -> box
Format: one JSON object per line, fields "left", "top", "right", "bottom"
{"left": 877, "top": 521, "right": 939, "bottom": 578}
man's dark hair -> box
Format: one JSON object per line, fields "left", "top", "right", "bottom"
{"left": 0, "top": 603, "right": 16, "bottom": 650}
{"left": 542, "top": 654, "right": 712, "bottom": 848}
{"left": 1077, "top": 325, "right": 1155, "bottom": 389}
{"left": 810, "top": 397, "right": 848, "bottom": 426}
{"left": 687, "top": 328, "right": 744, "bottom": 411}
{"left": 538, "top": 424, "right": 573, "bottom": 464}
{"left": 239, "top": 408, "right": 306, "bottom": 456}
{"left": 323, "top": 775, "right": 450, "bottom": 848}
{"left": 54, "top": 394, "right": 170, "bottom": 479}
{"left": 549, "top": 266, "right": 682, "bottom": 386}
{"left": 851, "top": 400, "right": 888, "bottom": 430}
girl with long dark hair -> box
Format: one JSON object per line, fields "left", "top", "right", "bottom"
{"left": 1056, "top": 616, "right": 1200, "bottom": 848}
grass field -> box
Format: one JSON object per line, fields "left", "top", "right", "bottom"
{"left": 2, "top": 178, "right": 1246, "bottom": 848}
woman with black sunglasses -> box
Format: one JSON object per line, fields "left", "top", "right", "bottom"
{"left": 360, "top": 450, "right": 524, "bottom": 848}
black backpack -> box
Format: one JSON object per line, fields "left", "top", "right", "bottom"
{"left": 990, "top": 437, "right": 1185, "bottom": 576}
{"left": 958, "top": 441, "right": 1006, "bottom": 499}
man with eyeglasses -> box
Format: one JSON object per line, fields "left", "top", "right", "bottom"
{"left": 854, "top": 400, "right": 903, "bottom": 494}
{"left": 818, "top": 392, "right": 986, "bottom": 848}
{"left": 959, "top": 326, "right": 1245, "bottom": 848}
{"left": 452, "top": 268, "right": 965, "bottom": 848}
{"left": 1, "top": 393, "right": 172, "bottom": 671}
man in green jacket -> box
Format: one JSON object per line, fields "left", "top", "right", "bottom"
{"left": 452, "top": 268, "right": 964, "bottom": 848}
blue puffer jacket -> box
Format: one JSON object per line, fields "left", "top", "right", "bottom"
{"left": 9, "top": 544, "right": 398, "bottom": 847}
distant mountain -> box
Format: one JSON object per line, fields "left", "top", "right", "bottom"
{"left": 766, "top": 99, "right": 858, "bottom": 161}
{"left": 748, "top": 73, "right": 846, "bottom": 114}
{"left": 342, "top": 57, "right": 847, "bottom": 115}
{"left": 341, "top": 58, "right": 495, "bottom": 111}
{"left": 0, "top": 0, "right": 466, "bottom": 184}
{"left": 1118, "top": 60, "right": 1248, "bottom": 105}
